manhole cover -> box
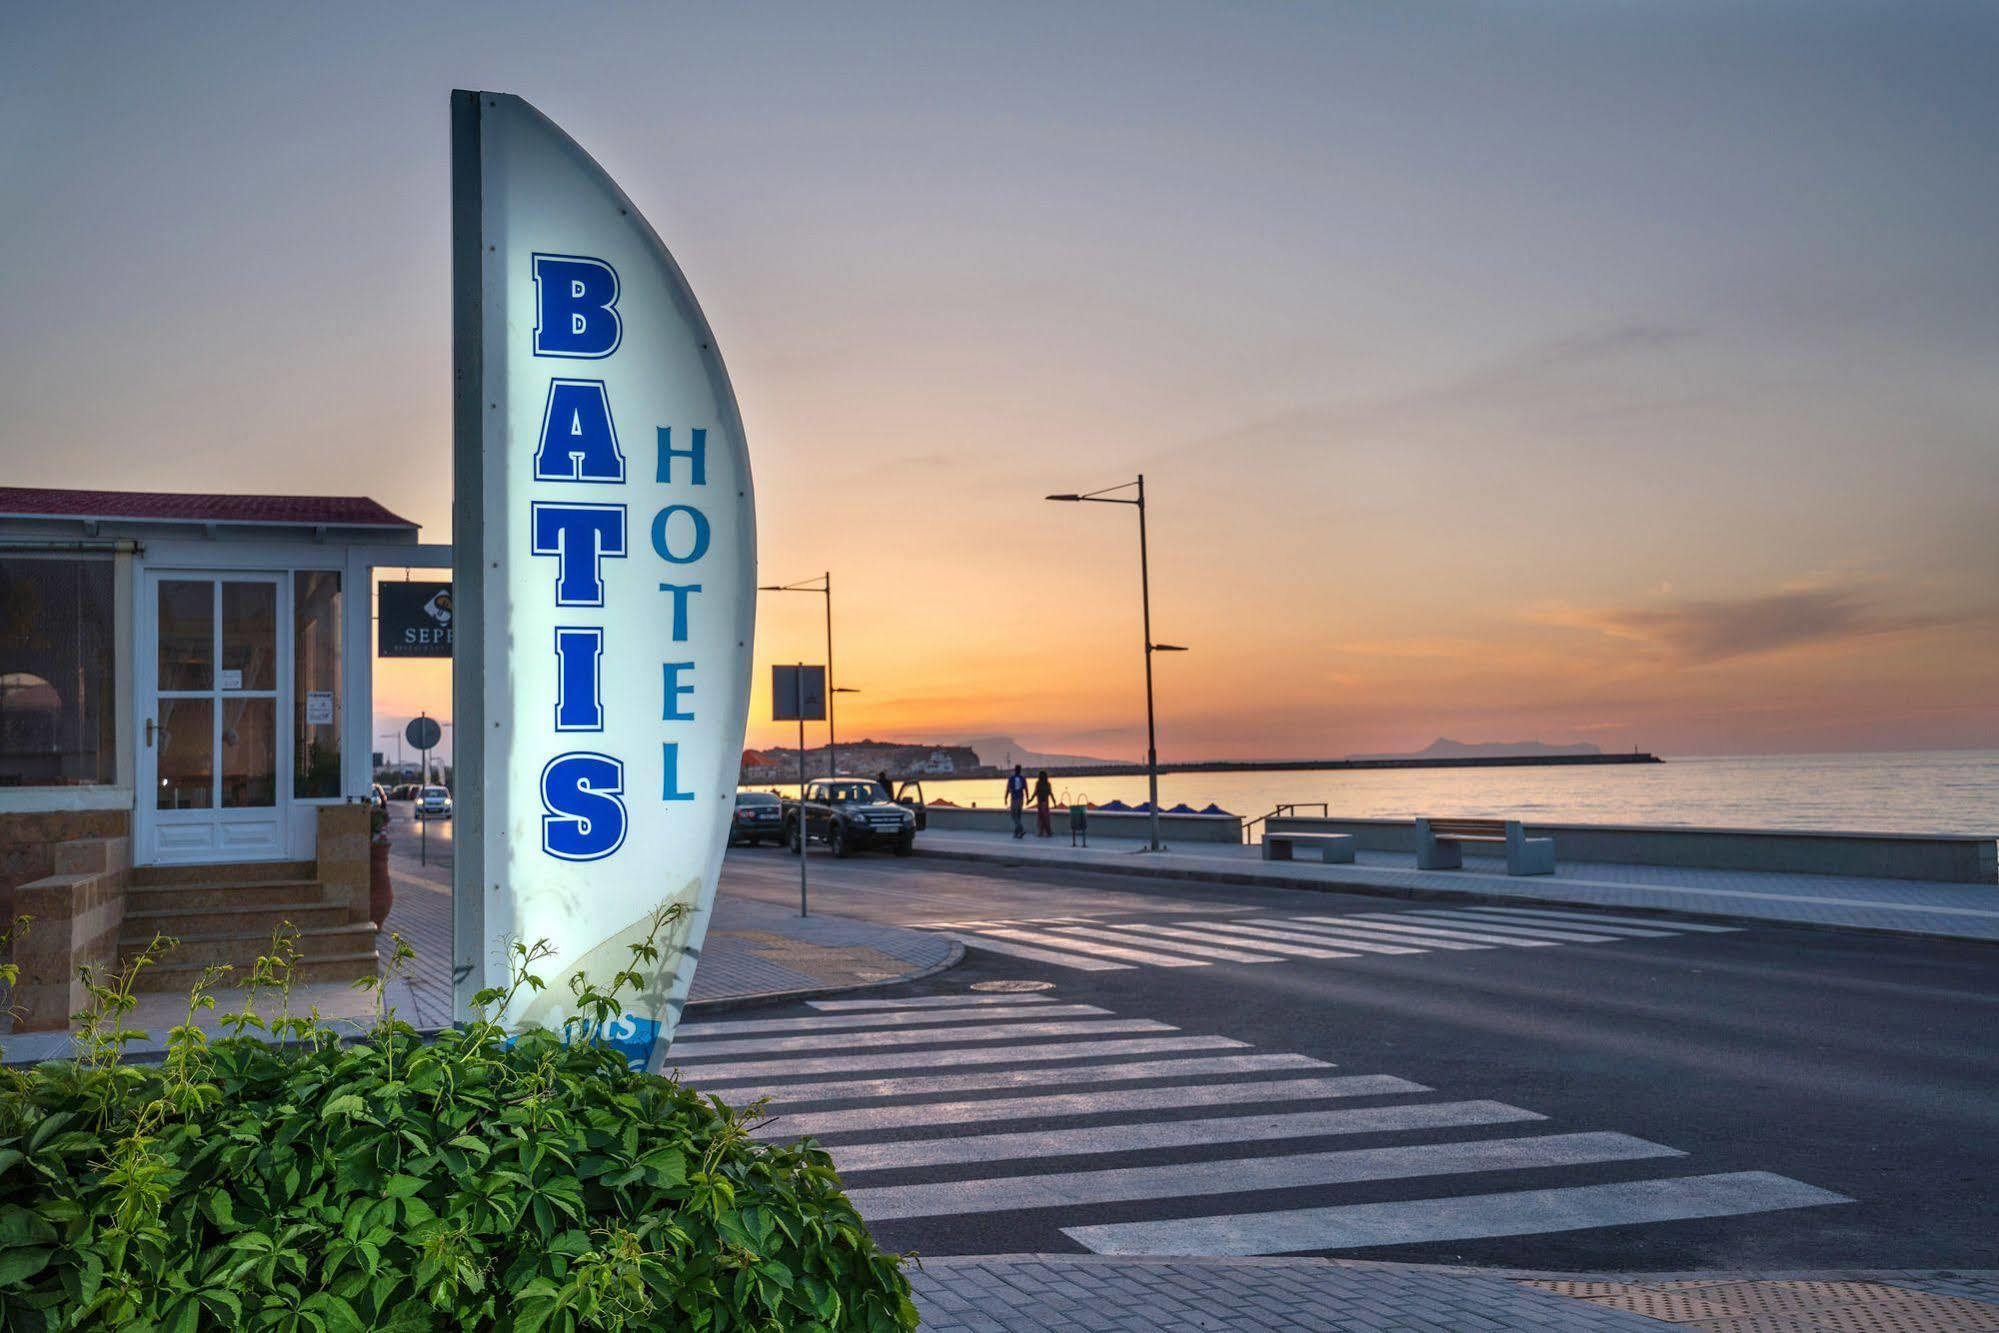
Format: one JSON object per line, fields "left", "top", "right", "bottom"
{"left": 971, "top": 979, "right": 1056, "bottom": 993}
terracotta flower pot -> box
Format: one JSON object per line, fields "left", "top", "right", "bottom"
{"left": 369, "top": 837, "right": 394, "bottom": 927}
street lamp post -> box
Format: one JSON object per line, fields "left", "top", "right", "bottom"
{"left": 1046, "top": 475, "right": 1185, "bottom": 853}
{"left": 759, "top": 573, "right": 840, "bottom": 776}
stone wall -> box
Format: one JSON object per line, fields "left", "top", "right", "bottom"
{"left": 0, "top": 808, "right": 128, "bottom": 922}
{"left": 2, "top": 811, "right": 133, "bottom": 1031}
{"left": 316, "top": 802, "right": 373, "bottom": 924}
{"left": 1263, "top": 815, "right": 1999, "bottom": 884}
{"left": 925, "top": 806, "right": 1245, "bottom": 843}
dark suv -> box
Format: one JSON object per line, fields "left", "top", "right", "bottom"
{"left": 784, "top": 778, "right": 918, "bottom": 857}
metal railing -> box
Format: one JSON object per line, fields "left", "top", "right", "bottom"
{"left": 1242, "top": 802, "right": 1329, "bottom": 844}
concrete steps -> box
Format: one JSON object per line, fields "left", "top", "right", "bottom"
{"left": 118, "top": 862, "right": 374, "bottom": 990}
{"left": 131, "top": 860, "right": 318, "bottom": 887}
{"left": 124, "top": 879, "right": 339, "bottom": 911}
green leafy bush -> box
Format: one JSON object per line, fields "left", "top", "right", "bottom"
{"left": 0, "top": 917, "right": 919, "bottom": 1332}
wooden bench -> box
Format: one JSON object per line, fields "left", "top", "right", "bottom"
{"left": 1263, "top": 830, "right": 1356, "bottom": 864}
{"left": 1415, "top": 818, "right": 1555, "bottom": 877}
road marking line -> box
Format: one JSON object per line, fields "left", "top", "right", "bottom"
{"left": 669, "top": 1017, "right": 1173, "bottom": 1059}
{"left": 1258, "top": 918, "right": 1491, "bottom": 951}
{"left": 756, "top": 1074, "right": 1426, "bottom": 1137}
{"left": 1401, "top": 909, "right": 1678, "bottom": 939}
{"left": 942, "top": 932, "right": 1135, "bottom": 971}
{"left": 1206, "top": 921, "right": 1422, "bottom": 956}
{"left": 751, "top": 1053, "right": 1333, "bottom": 1104}
{"left": 1300, "top": 916, "right": 1563, "bottom": 947}
{"left": 982, "top": 928, "right": 1210, "bottom": 967}
{"left": 1449, "top": 906, "right": 1742, "bottom": 934}
{"left": 807, "top": 994, "right": 1061, "bottom": 1012}
{"left": 851, "top": 1131, "right": 1685, "bottom": 1221}
{"left": 1050, "top": 925, "right": 1292, "bottom": 964}
{"left": 671, "top": 1035, "right": 1246, "bottom": 1083}
{"left": 1061, "top": 1171, "right": 1853, "bottom": 1256}
{"left": 922, "top": 916, "right": 1101, "bottom": 930}
{"left": 674, "top": 1004, "right": 1107, "bottom": 1038}
{"left": 827, "top": 1100, "right": 1545, "bottom": 1172}
{"left": 1097, "top": 920, "right": 1357, "bottom": 960}
{"left": 1369, "top": 913, "right": 1625, "bottom": 944}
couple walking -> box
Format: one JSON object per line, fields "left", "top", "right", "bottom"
{"left": 1005, "top": 764, "right": 1056, "bottom": 839}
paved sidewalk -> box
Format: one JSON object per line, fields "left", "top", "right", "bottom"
{"left": 918, "top": 829, "right": 1999, "bottom": 944}
{"left": 908, "top": 1256, "right": 1999, "bottom": 1330}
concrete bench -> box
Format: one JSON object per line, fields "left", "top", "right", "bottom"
{"left": 1416, "top": 818, "right": 1555, "bottom": 877}
{"left": 1263, "top": 830, "right": 1356, "bottom": 864}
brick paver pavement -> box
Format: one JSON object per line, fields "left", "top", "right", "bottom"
{"left": 907, "top": 1258, "right": 1999, "bottom": 1331}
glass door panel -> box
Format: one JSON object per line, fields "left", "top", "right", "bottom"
{"left": 156, "top": 697, "right": 214, "bottom": 809}
{"left": 221, "top": 581, "right": 278, "bottom": 691}
{"left": 221, "top": 698, "right": 277, "bottom": 808}
{"left": 157, "top": 580, "right": 213, "bottom": 690}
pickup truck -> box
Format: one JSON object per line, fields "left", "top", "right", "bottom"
{"left": 783, "top": 778, "right": 922, "bottom": 857}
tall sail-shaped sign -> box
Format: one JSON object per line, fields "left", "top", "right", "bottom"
{"left": 450, "top": 91, "right": 755, "bottom": 1069}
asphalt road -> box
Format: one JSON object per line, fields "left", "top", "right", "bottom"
{"left": 708, "top": 844, "right": 1999, "bottom": 1271}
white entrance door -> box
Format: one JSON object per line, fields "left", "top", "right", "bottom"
{"left": 138, "top": 572, "right": 289, "bottom": 864}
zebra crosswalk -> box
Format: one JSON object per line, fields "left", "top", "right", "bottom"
{"left": 665, "top": 989, "right": 1848, "bottom": 1256}
{"left": 914, "top": 903, "right": 1739, "bottom": 973}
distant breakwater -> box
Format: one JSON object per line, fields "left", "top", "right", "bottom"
{"left": 1036, "top": 753, "right": 1662, "bottom": 779}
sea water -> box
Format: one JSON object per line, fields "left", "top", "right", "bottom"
{"left": 905, "top": 750, "right": 1999, "bottom": 836}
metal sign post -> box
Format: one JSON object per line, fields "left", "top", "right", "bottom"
{"left": 406, "top": 713, "right": 443, "bottom": 867}
{"left": 772, "top": 664, "right": 827, "bottom": 918}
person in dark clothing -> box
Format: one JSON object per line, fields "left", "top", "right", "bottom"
{"left": 1033, "top": 770, "right": 1055, "bottom": 837}
{"left": 1004, "top": 765, "right": 1027, "bottom": 838}
{"left": 877, "top": 770, "right": 896, "bottom": 801}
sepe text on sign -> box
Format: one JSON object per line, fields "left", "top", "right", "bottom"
{"left": 378, "top": 581, "right": 456, "bottom": 658}
{"left": 450, "top": 91, "right": 756, "bottom": 1068}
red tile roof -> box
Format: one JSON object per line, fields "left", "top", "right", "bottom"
{"left": 0, "top": 486, "right": 416, "bottom": 530}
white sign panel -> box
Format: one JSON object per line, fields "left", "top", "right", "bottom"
{"left": 452, "top": 91, "right": 756, "bottom": 1068}
{"left": 305, "top": 691, "right": 335, "bottom": 726}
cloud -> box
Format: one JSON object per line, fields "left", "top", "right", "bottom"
{"left": 1536, "top": 583, "right": 1973, "bottom": 665}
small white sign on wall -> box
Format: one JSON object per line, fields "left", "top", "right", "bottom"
{"left": 219, "top": 669, "right": 243, "bottom": 690}
{"left": 305, "top": 691, "right": 335, "bottom": 725}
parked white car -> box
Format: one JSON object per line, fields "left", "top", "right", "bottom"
{"left": 414, "top": 786, "right": 453, "bottom": 820}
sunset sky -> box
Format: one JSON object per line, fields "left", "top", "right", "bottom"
{"left": 5, "top": 2, "right": 1996, "bottom": 762}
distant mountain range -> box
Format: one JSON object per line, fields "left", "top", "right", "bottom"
{"left": 960, "top": 735, "right": 1125, "bottom": 770}
{"left": 1347, "top": 737, "right": 1604, "bottom": 762}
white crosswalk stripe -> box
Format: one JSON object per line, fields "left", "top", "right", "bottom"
{"left": 696, "top": 989, "right": 1848, "bottom": 1256}
{"left": 669, "top": 1017, "right": 1172, "bottom": 1058}
{"left": 938, "top": 931, "right": 1135, "bottom": 971}
{"left": 1296, "top": 915, "right": 1567, "bottom": 947}
{"left": 807, "top": 993, "right": 1061, "bottom": 1012}
{"left": 1062, "top": 1172, "right": 1852, "bottom": 1256}
{"left": 1048, "top": 924, "right": 1294, "bottom": 964}
{"left": 752, "top": 1053, "right": 1332, "bottom": 1105}
{"left": 674, "top": 1003, "right": 1108, "bottom": 1039}
{"left": 1356, "top": 913, "right": 1627, "bottom": 944}
{"left": 980, "top": 927, "right": 1210, "bottom": 967}
{"left": 1210, "top": 921, "right": 1425, "bottom": 956}
{"left": 756, "top": 1074, "right": 1425, "bottom": 1137}
{"left": 849, "top": 1131, "right": 1684, "bottom": 1221}
{"left": 1106, "top": 920, "right": 1361, "bottom": 959}
{"left": 1254, "top": 917, "right": 1492, "bottom": 951}
{"left": 1444, "top": 905, "right": 1743, "bottom": 934}
{"left": 672, "top": 1034, "right": 1247, "bottom": 1083}
{"left": 828, "top": 1100, "right": 1546, "bottom": 1171}
{"left": 1398, "top": 909, "right": 1680, "bottom": 939}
